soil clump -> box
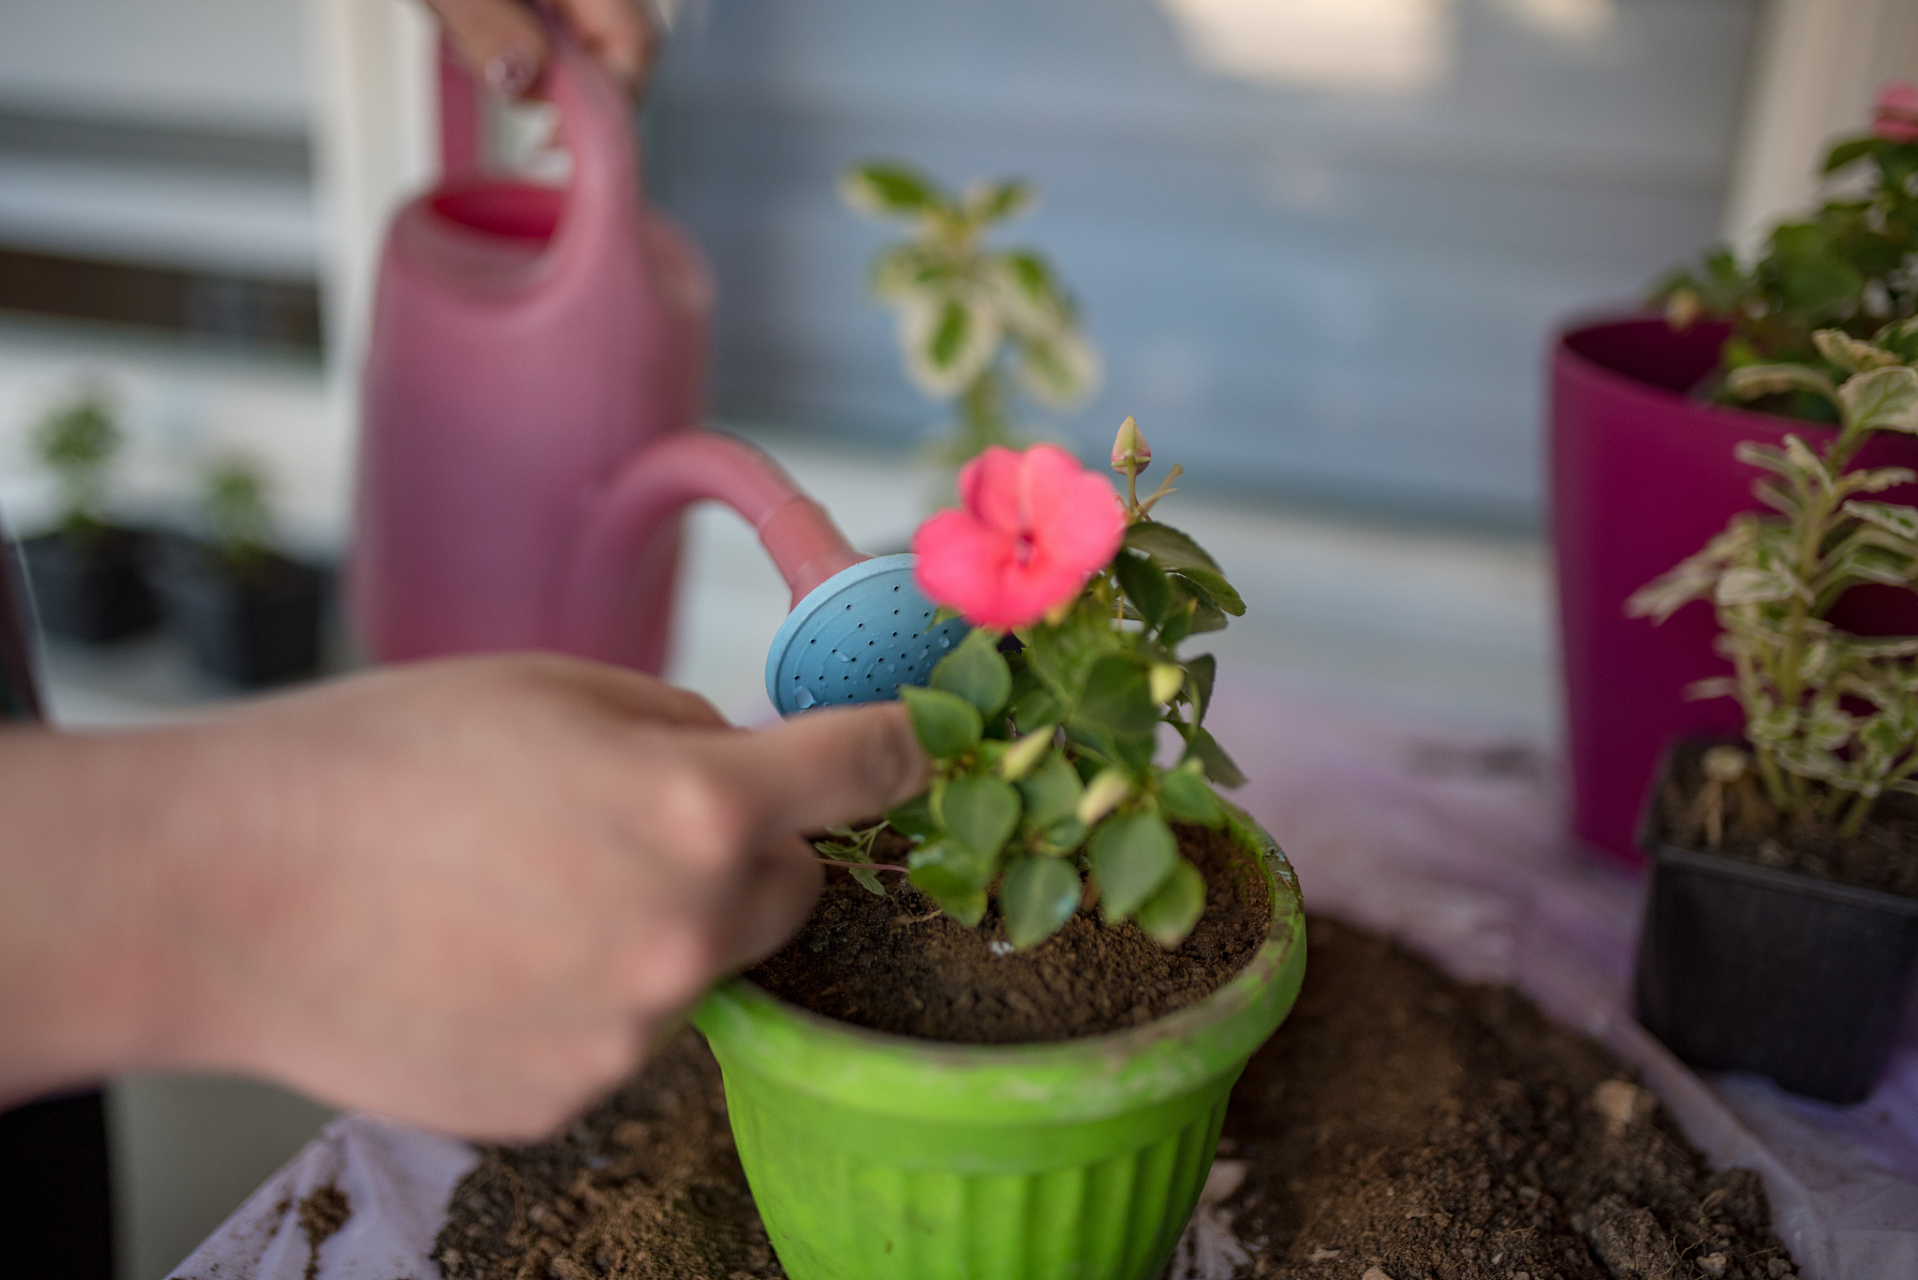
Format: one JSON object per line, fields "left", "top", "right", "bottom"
{"left": 747, "top": 822, "right": 1271, "bottom": 1043}
{"left": 296, "top": 1184, "right": 350, "bottom": 1280}
{"left": 1654, "top": 740, "right": 1918, "bottom": 899}
{"left": 434, "top": 920, "right": 1796, "bottom": 1280}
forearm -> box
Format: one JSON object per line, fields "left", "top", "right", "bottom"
{"left": 0, "top": 724, "right": 216, "bottom": 1104}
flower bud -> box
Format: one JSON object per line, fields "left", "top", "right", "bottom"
{"left": 1149, "top": 663, "right": 1185, "bottom": 705}
{"left": 998, "top": 726, "right": 1056, "bottom": 780}
{"left": 1110, "top": 415, "right": 1151, "bottom": 474}
{"left": 1076, "top": 767, "right": 1131, "bottom": 826}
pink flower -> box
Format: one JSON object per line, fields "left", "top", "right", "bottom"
{"left": 913, "top": 445, "right": 1126, "bottom": 629}
{"left": 1874, "top": 82, "right": 1918, "bottom": 143}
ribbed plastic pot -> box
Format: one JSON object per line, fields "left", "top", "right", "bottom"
{"left": 693, "top": 803, "right": 1305, "bottom": 1280}
{"left": 1633, "top": 741, "right": 1918, "bottom": 1105}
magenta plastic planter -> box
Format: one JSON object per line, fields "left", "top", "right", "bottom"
{"left": 1549, "top": 317, "right": 1918, "bottom": 865}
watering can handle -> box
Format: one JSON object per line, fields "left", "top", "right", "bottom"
{"left": 559, "top": 434, "right": 868, "bottom": 660}
{"left": 434, "top": 24, "right": 645, "bottom": 262}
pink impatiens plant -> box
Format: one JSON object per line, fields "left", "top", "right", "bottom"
{"left": 815, "top": 418, "right": 1246, "bottom": 949}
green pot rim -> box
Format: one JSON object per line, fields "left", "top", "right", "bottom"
{"left": 693, "top": 801, "right": 1307, "bottom": 1126}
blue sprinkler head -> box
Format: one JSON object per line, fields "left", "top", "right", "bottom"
{"left": 764, "top": 553, "right": 972, "bottom": 716}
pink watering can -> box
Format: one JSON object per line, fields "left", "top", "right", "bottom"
{"left": 353, "top": 31, "right": 968, "bottom": 700}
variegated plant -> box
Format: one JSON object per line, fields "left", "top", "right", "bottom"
{"left": 1629, "top": 322, "right": 1918, "bottom": 835}
{"left": 841, "top": 161, "right": 1101, "bottom": 466}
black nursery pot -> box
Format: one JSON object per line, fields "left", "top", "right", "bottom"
{"left": 1634, "top": 743, "right": 1918, "bottom": 1104}
{"left": 19, "top": 526, "right": 161, "bottom": 643}
{"left": 150, "top": 538, "right": 328, "bottom": 688}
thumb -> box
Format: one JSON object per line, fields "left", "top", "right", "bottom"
{"left": 422, "top": 0, "right": 549, "bottom": 98}
{"left": 690, "top": 703, "right": 928, "bottom": 839}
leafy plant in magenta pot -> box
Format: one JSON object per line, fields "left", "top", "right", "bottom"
{"left": 1628, "top": 324, "right": 1918, "bottom": 1103}
{"left": 693, "top": 418, "right": 1306, "bottom": 1280}
{"left": 19, "top": 382, "right": 161, "bottom": 643}
{"left": 1552, "top": 82, "right": 1918, "bottom": 865}
{"left": 152, "top": 454, "right": 329, "bottom": 688}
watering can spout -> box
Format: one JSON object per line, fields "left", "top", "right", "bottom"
{"left": 560, "top": 433, "right": 868, "bottom": 661}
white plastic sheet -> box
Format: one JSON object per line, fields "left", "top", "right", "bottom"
{"left": 175, "top": 677, "right": 1918, "bottom": 1280}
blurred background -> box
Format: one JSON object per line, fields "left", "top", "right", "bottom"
{"left": 0, "top": 1, "right": 1911, "bottom": 1275}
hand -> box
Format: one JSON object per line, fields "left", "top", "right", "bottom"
{"left": 0, "top": 655, "right": 925, "bottom": 1139}
{"left": 423, "top": 0, "right": 663, "bottom": 99}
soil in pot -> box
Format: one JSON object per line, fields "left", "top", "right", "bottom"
{"left": 434, "top": 919, "right": 1795, "bottom": 1280}
{"left": 745, "top": 822, "right": 1272, "bottom": 1043}
{"left": 1651, "top": 740, "right": 1918, "bottom": 900}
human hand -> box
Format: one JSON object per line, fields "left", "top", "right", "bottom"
{"left": 0, "top": 655, "right": 923, "bottom": 1138}
{"left": 422, "top": 0, "right": 663, "bottom": 99}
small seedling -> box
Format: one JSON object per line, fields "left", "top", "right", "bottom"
{"left": 200, "top": 455, "right": 276, "bottom": 572}
{"left": 842, "top": 161, "right": 1101, "bottom": 466}
{"left": 31, "top": 383, "right": 121, "bottom": 539}
{"left": 1630, "top": 321, "right": 1918, "bottom": 835}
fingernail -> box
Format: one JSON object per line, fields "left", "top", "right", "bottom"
{"left": 485, "top": 48, "right": 539, "bottom": 98}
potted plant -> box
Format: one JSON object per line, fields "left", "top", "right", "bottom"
{"left": 150, "top": 455, "right": 329, "bottom": 688}
{"left": 694, "top": 419, "right": 1305, "bottom": 1280}
{"left": 842, "top": 161, "right": 1101, "bottom": 470}
{"left": 18, "top": 382, "right": 161, "bottom": 643}
{"left": 1552, "top": 82, "right": 1918, "bottom": 865}
{"left": 1627, "top": 323, "right": 1918, "bottom": 1103}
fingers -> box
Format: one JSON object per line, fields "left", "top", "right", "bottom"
{"left": 549, "top": 0, "right": 663, "bottom": 96}
{"left": 548, "top": 658, "right": 730, "bottom": 728}
{"left": 424, "top": 0, "right": 662, "bottom": 100}
{"left": 688, "top": 703, "right": 929, "bottom": 840}
{"left": 422, "top": 0, "right": 548, "bottom": 97}
{"left": 717, "top": 836, "right": 824, "bottom": 973}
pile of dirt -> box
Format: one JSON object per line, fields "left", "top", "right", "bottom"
{"left": 435, "top": 1030, "right": 780, "bottom": 1280}
{"left": 747, "top": 822, "right": 1272, "bottom": 1043}
{"left": 1219, "top": 919, "right": 1794, "bottom": 1280}
{"left": 1655, "top": 740, "right": 1918, "bottom": 899}
{"left": 434, "top": 920, "right": 1797, "bottom": 1280}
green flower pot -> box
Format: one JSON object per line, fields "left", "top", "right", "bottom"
{"left": 693, "top": 803, "right": 1306, "bottom": 1280}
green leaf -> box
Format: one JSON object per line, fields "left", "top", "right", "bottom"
{"left": 1017, "top": 751, "right": 1085, "bottom": 832}
{"left": 1184, "top": 653, "right": 1217, "bottom": 723}
{"left": 932, "top": 629, "right": 1013, "bottom": 717}
{"left": 965, "top": 178, "right": 1035, "bottom": 224}
{"left": 909, "top": 838, "right": 995, "bottom": 894}
{"left": 1113, "top": 551, "right": 1173, "bottom": 628}
{"left": 939, "top": 775, "right": 1022, "bottom": 861}
{"left": 1134, "top": 858, "right": 1206, "bottom": 948}
{"left": 848, "top": 866, "right": 889, "bottom": 898}
{"left": 1840, "top": 367, "right": 1918, "bottom": 435}
{"left": 1075, "top": 655, "right": 1158, "bottom": 737}
{"left": 840, "top": 162, "right": 944, "bottom": 218}
{"left": 928, "top": 299, "right": 972, "bottom": 371}
{"left": 1726, "top": 364, "right": 1838, "bottom": 405}
{"left": 1824, "top": 136, "right": 1888, "bottom": 174}
{"left": 887, "top": 793, "right": 940, "bottom": 844}
{"left": 1124, "top": 522, "right": 1221, "bottom": 574}
{"left": 912, "top": 876, "right": 987, "bottom": 927}
{"left": 1184, "top": 726, "right": 1247, "bottom": 788}
{"left": 1171, "top": 567, "right": 1246, "bottom": 617}
{"left": 1090, "top": 810, "right": 1179, "bottom": 921}
{"left": 1160, "top": 766, "right": 1224, "bottom": 827}
{"left": 1158, "top": 599, "right": 1197, "bottom": 649}
{"left": 1844, "top": 500, "right": 1918, "bottom": 541}
{"left": 900, "top": 686, "right": 983, "bottom": 758}
{"left": 1000, "top": 856, "right": 1082, "bottom": 948}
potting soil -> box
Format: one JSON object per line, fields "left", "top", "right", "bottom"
{"left": 431, "top": 918, "right": 1794, "bottom": 1280}
{"left": 1656, "top": 742, "right": 1918, "bottom": 899}
{"left": 745, "top": 822, "right": 1273, "bottom": 1043}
